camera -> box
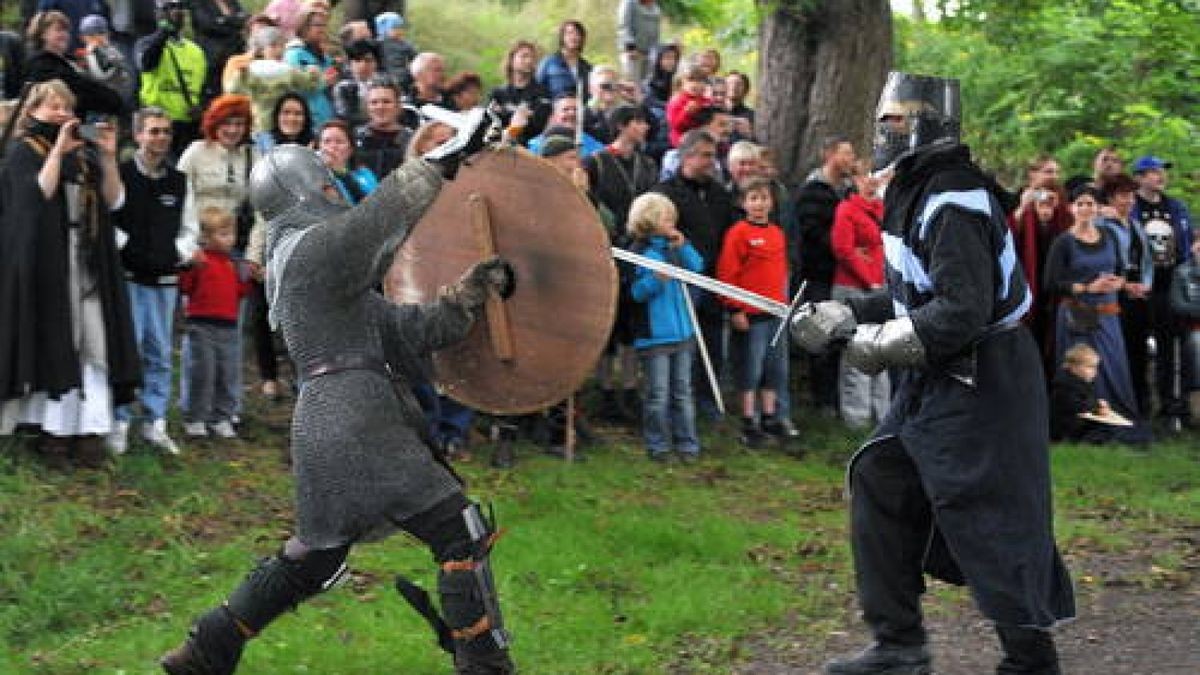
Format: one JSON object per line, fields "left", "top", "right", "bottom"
{"left": 75, "top": 123, "right": 101, "bottom": 142}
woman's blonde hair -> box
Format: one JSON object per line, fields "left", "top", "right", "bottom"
{"left": 626, "top": 193, "right": 677, "bottom": 240}
{"left": 20, "top": 79, "right": 76, "bottom": 133}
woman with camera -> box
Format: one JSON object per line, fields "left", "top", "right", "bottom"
{"left": 0, "top": 79, "right": 138, "bottom": 469}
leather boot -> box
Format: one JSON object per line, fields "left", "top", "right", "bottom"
{"left": 160, "top": 607, "right": 247, "bottom": 675}
{"left": 996, "top": 625, "right": 1060, "bottom": 674}
{"left": 36, "top": 433, "right": 73, "bottom": 471}
{"left": 72, "top": 435, "right": 108, "bottom": 470}
{"left": 824, "top": 642, "right": 932, "bottom": 675}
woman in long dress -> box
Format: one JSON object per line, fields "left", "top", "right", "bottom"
{"left": 0, "top": 79, "right": 136, "bottom": 468}
{"left": 1043, "top": 184, "right": 1140, "bottom": 419}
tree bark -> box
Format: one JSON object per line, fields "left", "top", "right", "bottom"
{"left": 757, "top": 0, "right": 893, "bottom": 185}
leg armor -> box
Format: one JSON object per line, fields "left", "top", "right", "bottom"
{"left": 399, "top": 495, "right": 514, "bottom": 674}
{"left": 161, "top": 542, "right": 349, "bottom": 675}
{"left": 995, "top": 625, "right": 1061, "bottom": 675}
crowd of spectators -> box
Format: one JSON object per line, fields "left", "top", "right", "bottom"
{"left": 0, "top": 0, "right": 1196, "bottom": 471}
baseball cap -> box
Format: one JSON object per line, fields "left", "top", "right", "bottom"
{"left": 374, "top": 12, "right": 406, "bottom": 38}
{"left": 79, "top": 14, "right": 109, "bottom": 35}
{"left": 1132, "top": 155, "right": 1172, "bottom": 173}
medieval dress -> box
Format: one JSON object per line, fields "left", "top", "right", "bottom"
{"left": 0, "top": 132, "right": 139, "bottom": 436}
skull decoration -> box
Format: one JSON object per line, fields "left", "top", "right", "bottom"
{"left": 1144, "top": 218, "right": 1176, "bottom": 268}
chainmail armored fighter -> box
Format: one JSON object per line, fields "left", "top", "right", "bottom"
{"left": 161, "top": 112, "right": 518, "bottom": 674}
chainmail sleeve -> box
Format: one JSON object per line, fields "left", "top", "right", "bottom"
{"left": 301, "top": 158, "right": 443, "bottom": 297}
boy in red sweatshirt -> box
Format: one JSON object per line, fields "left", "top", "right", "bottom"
{"left": 665, "top": 65, "right": 712, "bottom": 148}
{"left": 717, "top": 177, "right": 791, "bottom": 447}
{"left": 179, "top": 207, "right": 252, "bottom": 439}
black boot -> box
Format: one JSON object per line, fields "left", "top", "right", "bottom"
{"left": 740, "top": 417, "right": 768, "bottom": 449}
{"left": 824, "top": 642, "right": 931, "bottom": 675}
{"left": 160, "top": 606, "right": 247, "bottom": 675}
{"left": 996, "top": 625, "right": 1060, "bottom": 674}
{"left": 618, "top": 388, "right": 642, "bottom": 424}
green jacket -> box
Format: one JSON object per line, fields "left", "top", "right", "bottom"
{"left": 139, "top": 37, "right": 207, "bottom": 122}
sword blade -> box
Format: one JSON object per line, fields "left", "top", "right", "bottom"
{"left": 612, "top": 247, "right": 790, "bottom": 319}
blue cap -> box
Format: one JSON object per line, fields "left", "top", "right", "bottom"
{"left": 1132, "top": 155, "right": 1172, "bottom": 173}
{"left": 80, "top": 14, "right": 109, "bottom": 35}
{"left": 374, "top": 12, "right": 406, "bottom": 38}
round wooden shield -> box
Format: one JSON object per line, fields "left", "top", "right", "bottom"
{"left": 384, "top": 148, "right": 617, "bottom": 415}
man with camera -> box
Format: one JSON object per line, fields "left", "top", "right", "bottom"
{"left": 136, "top": 0, "right": 207, "bottom": 158}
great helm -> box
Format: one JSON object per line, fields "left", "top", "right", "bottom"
{"left": 872, "top": 71, "right": 961, "bottom": 171}
{"left": 249, "top": 144, "right": 337, "bottom": 222}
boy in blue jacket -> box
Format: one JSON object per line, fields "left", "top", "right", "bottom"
{"left": 627, "top": 192, "right": 704, "bottom": 463}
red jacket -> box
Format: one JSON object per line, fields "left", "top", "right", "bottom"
{"left": 179, "top": 249, "right": 251, "bottom": 323}
{"left": 717, "top": 219, "right": 788, "bottom": 315}
{"left": 830, "top": 193, "right": 885, "bottom": 290}
{"left": 665, "top": 91, "right": 711, "bottom": 148}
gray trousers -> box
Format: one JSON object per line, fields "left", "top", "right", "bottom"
{"left": 184, "top": 321, "right": 241, "bottom": 424}
{"left": 832, "top": 285, "right": 891, "bottom": 428}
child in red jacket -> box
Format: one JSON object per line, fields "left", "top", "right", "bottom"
{"left": 179, "top": 207, "right": 252, "bottom": 439}
{"left": 665, "top": 65, "right": 712, "bottom": 148}
{"left": 717, "top": 178, "right": 790, "bottom": 447}
{"left": 830, "top": 167, "right": 890, "bottom": 428}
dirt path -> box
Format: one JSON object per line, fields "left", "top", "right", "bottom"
{"left": 733, "top": 528, "right": 1200, "bottom": 675}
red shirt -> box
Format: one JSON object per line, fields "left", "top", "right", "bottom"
{"left": 830, "top": 193, "right": 885, "bottom": 290}
{"left": 717, "top": 219, "right": 788, "bottom": 315}
{"left": 665, "top": 91, "right": 711, "bottom": 148}
{"left": 179, "top": 249, "right": 251, "bottom": 323}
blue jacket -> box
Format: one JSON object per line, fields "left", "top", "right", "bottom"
{"left": 534, "top": 52, "right": 592, "bottom": 103}
{"left": 629, "top": 236, "right": 703, "bottom": 349}
{"left": 1099, "top": 216, "right": 1153, "bottom": 288}
{"left": 284, "top": 44, "right": 334, "bottom": 126}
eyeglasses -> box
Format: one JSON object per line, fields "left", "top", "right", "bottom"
{"left": 145, "top": 127, "right": 173, "bottom": 136}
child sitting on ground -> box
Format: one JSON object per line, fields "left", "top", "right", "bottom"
{"left": 627, "top": 193, "right": 704, "bottom": 464}
{"left": 1051, "top": 342, "right": 1149, "bottom": 445}
{"left": 717, "top": 177, "right": 791, "bottom": 448}
{"left": 179, "top": 207, "right": 252, "bottom": 440}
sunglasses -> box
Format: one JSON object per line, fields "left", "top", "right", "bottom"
{"left": 145, "top": 127, "right": 173, "bottom": 136}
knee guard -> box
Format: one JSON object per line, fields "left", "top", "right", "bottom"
{"left": 397, "top": 498, "right": 511, "bottom": 664}
{"left": 161, "top": 545, "right": 350, "bottom": 675}
{"left": 225, "top": 544, "right": 350, "bottom": 635}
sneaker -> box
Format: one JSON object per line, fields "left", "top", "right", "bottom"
{"left": 209, "top": 420, "right": 238, "bottom": 440}
{"left": 183, "top": 421, "right": 208, "bottom": 438}
{"left": 648, "top": 451, "right": 677, "bottom": 464}
{"left": 677, "top": 452, "right": 699, "bottom": 465}
{"left": 106, "top": 420, "right": 131, "bottom": 455}
{"left": 143, "top": 418, "right": 181, "bottom": 455}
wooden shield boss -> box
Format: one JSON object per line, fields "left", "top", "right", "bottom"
{"left": 384, "top": 148, "right": 618, "bottom": 415}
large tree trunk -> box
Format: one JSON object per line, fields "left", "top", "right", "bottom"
{"left": 757, "top": 0, "right": 893, "bottom": 185}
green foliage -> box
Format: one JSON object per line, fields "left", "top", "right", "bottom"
{"left": 899, "top": 1, "right": 1200, "bottom": 203}
{"left": 1, "top": 415, "right": 1196, "bottom": 672}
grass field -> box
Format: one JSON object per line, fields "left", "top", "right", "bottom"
{"left": 1, "top": 400, "right": 1196, "bottom": 674}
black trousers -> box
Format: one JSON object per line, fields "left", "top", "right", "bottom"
{"left": 849, "top": 438, "right": 930, "bottom": 646}
{"left": 1119, "top": 296, "right": 1151, "bottom": 416}
{"left": 1150, "top": 287, "right": 1193, "bottom": 416}
{"left": 804, "top": 280, "right": 841, "bottom": 410}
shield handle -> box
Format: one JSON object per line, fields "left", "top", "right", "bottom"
{"left": 468, "top": 193, "right": 515, "bottom": 362}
